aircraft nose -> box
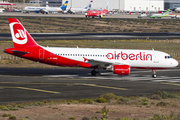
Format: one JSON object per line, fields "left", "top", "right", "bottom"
{"left": 172, "top": 59, "right": 179, "bottom": 67}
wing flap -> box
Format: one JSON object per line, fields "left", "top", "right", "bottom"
{"left": 84, "top": 57, "right": 124, "bottom": 68}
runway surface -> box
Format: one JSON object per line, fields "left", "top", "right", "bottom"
{"left": 0, "top": 67, "right": 180, "bottom": 103}
{"left": 0, "top": 12, "right": 176, "bottom": 19}
{"left": 1, "top": 32, "right": 180, "bottom": 40}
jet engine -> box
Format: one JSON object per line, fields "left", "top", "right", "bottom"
{"left": 106, "top": 65, "right": 130, "bottom": 75}
{"left": 35, "top": 10, "right": 39, "bottom": 13}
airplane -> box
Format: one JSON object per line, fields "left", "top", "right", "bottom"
{"left": 85, "top": 0, "right": 109, "bottom": 18}
{"left": 22, "top": 1, "right": 68, "bottom": 14}
{"left": 4, "top": 18, "right": 178, "bottom": 78}
{"left": 0, "top": 3, "right": 16, "bottom": 5}
{"left": 150, "top": 9, "right": 171, "bottom": 18}
{"left": 85, "top": 9, "right": 107, "bottom": 18}
{"left": 168, "top": 13, "right": 180, "bottom": 19}
{"left": 172, "top": 7, "right": 180, "bottom": 12}
{"left": 63, "top": 0, "right": 93, "bottom": 14}
{"left": 0, "top": 8, "right": 5, "bottom": 13}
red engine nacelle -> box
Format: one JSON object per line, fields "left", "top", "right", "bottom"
{"left": 113, "top": 65, "right": 130, "bottom": 75}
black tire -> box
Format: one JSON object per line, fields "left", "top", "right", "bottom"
{"left": 152, "top": 74, "right": 156, "bottom": 78}
{"left": 91, "top": 70, "right": 96, "bottom": 76}
{"left": 91, "top": 70, "right": 101, "bottom": 76}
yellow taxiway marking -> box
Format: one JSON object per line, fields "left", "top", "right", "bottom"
{"left": 48, "top": 78, "right": 97, "bottom": 81}
{"left": 0, "top": 86, "right": 60, "bottom": 94}
{"left": 80, "top": 84, "right": 128, "bottom": 90}
{"left": 0, "top": 82, "right": 68, "bottom": 85}
{"left": 0, "top": 82, "right": 128, "bottom": 90}
{"left": 162, "top": 82, "right": 180, "bottom": 87}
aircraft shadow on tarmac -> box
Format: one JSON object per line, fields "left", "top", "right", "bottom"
{"left": 0, "top": 67, "right": 179, "bottom": 78}
{"left": 0, "top": 67, "right": 144, "bottom": 77}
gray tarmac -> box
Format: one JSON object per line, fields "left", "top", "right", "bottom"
{"left": 1, "top": 32, "right": 180, "bottom": 40}
{"left": 0, "top": 67, "right": 180, "bottom": 103}
{"left": 0, "top": 12, "right": 175, "bottom": 19}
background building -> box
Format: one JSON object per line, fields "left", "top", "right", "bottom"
{"left": 62, "top": 0, "right": 164, "bottom": 12}
{"left": 29, "top": 0, "right": 62, "bottom": 7}
{"left": 30, "top": 0, "right": 42, "bottom": 5}
{"left": 164, "top": 0, "right": 180, "bottom": 10}
{"left": 120, "top": 0, "right": 164, "bottom": 12}
{"left": 41, "top": 0, "right": 62, "bottom": 7}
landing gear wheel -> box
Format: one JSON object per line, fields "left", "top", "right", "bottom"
{"left": 152, "top": 69, "right": 156, "bottom": 78}
{"left": 96, "top": 72, "right": 101, "bottom": 76}
{"left": 152, "top": 74, "right": 157, "bottom": 78}
{"left": 91, "top": 70, "right": 96, "bottom": 76}
{"left": 91, "top": 70, "right": 101, "bottom": 76}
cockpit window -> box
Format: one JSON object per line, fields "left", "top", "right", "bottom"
{"left": 165, "top": 56, "right": 172, "bottom": 59}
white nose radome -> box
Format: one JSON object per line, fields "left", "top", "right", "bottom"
{"left": 175, "top": 59, "right": 179, "bottom": 67}
{"left": 172, "top": 59, "right": 179, "bottom": 67}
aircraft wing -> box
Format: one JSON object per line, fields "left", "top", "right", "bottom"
{"left": 83, "top": 57, "right": 127, "bottom": 68}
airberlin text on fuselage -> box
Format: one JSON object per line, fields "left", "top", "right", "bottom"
{"left": 107, "top": 51, "right": 152, "bottom": 61}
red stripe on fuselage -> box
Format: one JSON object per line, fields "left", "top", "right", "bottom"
{"left": 4, "top": 46, "right": 94, "bottom": 68}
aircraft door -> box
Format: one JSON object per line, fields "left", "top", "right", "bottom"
{"left": 39, "top": 49, "right": 45, "bottom": 59}
{"left": 154, "top": 52, "right": 159, "bottom": 63}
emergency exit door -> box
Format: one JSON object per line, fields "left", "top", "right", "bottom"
{"left": 39, "top": 49, "right": 45, "bottom": 59}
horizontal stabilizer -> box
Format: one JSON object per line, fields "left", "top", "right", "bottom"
{"left": 11, "top": 50, "right": 29, "bottom": 54}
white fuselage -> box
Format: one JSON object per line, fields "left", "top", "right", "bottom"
{"left": 0, "top": 9, "right": 4, "bottom": 13}
{"left": 68, "top": 7, "right": 88, "bottom": 13}
{"left": 23, "top": 6, "right": 61, "bottom": 12}
{"left": 151, "top": 14, "right": 163, "bottom": 17}
{"left": 43, "top": 47, "right": 178, "bottom": 69}
{"left": 175, "top": 8, "right": 180, "bottom": 11}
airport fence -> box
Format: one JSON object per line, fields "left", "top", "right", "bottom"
{"left": 170, "top": 53, "right": 180, "bottom": 57}
{"left": 0, "top": 56, "right": 22, "bottom": 60}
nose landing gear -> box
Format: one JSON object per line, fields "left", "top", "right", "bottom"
{"left": 152, "top": 69, "right": 156, "bottom": 78}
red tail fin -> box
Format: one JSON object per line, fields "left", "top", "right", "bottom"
{"left": 8, "top": 18, "right": 39, "bottom": 48}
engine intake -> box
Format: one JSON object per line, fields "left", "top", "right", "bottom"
{"left": 112, "top": 65, "right": 130, "bottom": 75}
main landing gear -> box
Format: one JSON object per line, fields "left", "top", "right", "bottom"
{"left": 152, "top": 69, "right": 156, "bottom": 78}
{"left": 91, "top": 69, "right": 101, "bottom": 76}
